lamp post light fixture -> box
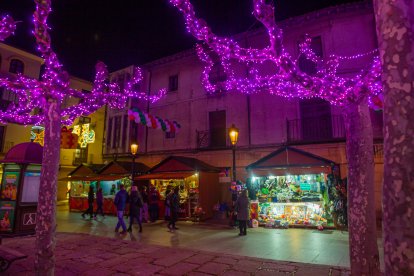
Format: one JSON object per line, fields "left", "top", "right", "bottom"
{"left": 130, "top": 143, "right": 139, "bottom": 186}
{"left": 228, "top": 124, "right": 239, "bottom": 182}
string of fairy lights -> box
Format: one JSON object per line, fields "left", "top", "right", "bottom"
{"left": 168, "top": 0, "right": 382, "bottom": 108}
{"left": 0, "top": 0, "right": 166, "bottom": 126}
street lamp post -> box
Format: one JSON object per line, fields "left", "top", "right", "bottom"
{"left": 130, "top": 143, "right": 138, "bottom": 186}
{"left": 228, "top": 124, "right": 239, "bottom": 182}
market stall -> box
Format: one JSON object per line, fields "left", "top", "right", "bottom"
{"left": 66, "top": 161, "right": 149, "bottom": 215}
{"left": 136, "top": 156, "right": 220, "bottom": 220}
{"left": 0, "top": 142, "right": 43, "bottom": 236}
{"left": 246, "top": 146, "right": 342, "bottom": 228}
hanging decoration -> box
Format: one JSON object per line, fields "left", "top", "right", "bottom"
{"left": 168, "top": 0, "right": 382, "bottom": 107}
{"left": 72, "top": 123, "right": 95, "bottom": 148}
{"left": 128, "top": 108, "right": 181, "bottom": 133}
{"left": 31, "top": 126, "right": 45, "bottom": 146}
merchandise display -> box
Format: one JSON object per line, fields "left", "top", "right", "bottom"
{"left": 150, "top": 174, "right": 199, "bottom": 218}
{"left": 249, "top": 174, "right": 332, "bottom": 227}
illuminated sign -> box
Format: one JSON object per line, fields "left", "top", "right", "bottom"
{"left": 72, "top": 123, "right": 95, "bottom": 148}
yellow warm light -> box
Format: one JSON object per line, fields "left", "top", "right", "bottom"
{"left": 228, "top": 123, "right": 239, "bottom": 145}
{"left": 130, "top": 143, "right": 139, "bottom": 155}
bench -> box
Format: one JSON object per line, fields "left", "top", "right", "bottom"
{"left": 0, "top": 245, "right": 28, "bottom": 272}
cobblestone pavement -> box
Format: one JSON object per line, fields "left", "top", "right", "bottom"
{"left": 3, "top": 233, "right": 350, "bottom": 275}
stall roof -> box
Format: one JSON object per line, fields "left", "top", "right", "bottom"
{"left": 68, "top": 163, "right": 105, "bottom": 177}
{"left": 98, "top": 161, "right": 149, "bottom": 175}
{"left": 136, "top": 172, "right": 195, "bottom": 180}
{"left": 1, "top": 142, "right": 43, "bottom": 164}
{"left": 149, "top": 156, "right": 220, "bottom": 173}
{"left": 246, "top": 146, "right": 335, "bottom": 171}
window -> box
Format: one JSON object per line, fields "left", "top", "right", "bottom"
{"left": 106, "top": 117, "right": 113, "bottom": 149}
{"left": 0, "top": 88, "right": 18, "bottom": 111}
{"left": 209, "top": 110, "right": 226, "bottom": 148}
{"left": 209, "top": 62, "right": 227, "bottom": 83}
{"left": 298, "top": 36, "right": 323, "bottom": 75}
{"left": 165, "top": 132, "right": 175, "bottom": 139}
{"left": 113, "top": 116, "right": 122, "bottom": 148}
{"left": 130, "top": 120, "right": 138, "bottom": 144}
{"left": 9, "top": 59, "right": 24, "bottom": 74}
{"left": 168, "top": 75, "right": 178, "bottom": 92}
{"left": 0, "top": 126, "right": 4, "bottom": 152}
{"left": 121, "top": 115, "right": 128, "bottom": 149}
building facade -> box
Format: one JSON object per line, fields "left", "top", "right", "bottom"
{"left": 104, "top": 2, "right": 383, "bottom": 218}
{"left": 0, "top": 43, "right": 106, "bottom": 201}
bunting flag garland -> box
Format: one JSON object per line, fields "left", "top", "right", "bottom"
{"left": 128, "top": 108, "right": 181, "bottom": 133}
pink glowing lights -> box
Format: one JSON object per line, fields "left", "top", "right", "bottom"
{"left": 0, "top": 14, "right": 16, "bottom": 41}
{"left": 169, "top": 0, "right": 382, "bottom": 106}
{"left": 0, "top": 0, "right": 165, "bottom": 126}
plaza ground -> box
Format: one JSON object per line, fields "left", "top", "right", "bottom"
{"left": 2, "top": 203, "right": 384, "bottom": 275}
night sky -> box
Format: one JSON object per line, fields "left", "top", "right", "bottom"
{"left": 0, "top": 0, "right": 362, "bottom": 81}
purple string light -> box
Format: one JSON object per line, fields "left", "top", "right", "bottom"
{"left": 169, "top": 0, "right": 382, "bottom": 107}
{"left": 0, "top": 14, "right": 16, "bottom": 41}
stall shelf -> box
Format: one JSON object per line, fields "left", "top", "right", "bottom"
{"left": 246, "top": 146, "right": 340, "bottom": 228}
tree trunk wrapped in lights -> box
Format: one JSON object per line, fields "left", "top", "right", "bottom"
{"left": 374, "top": 0, "right": 414, "bottom": 275}
{"left": 168, "top": 0, "right": 381, "bottom": 274}
{"left": 0, "top": 1, "right": 165, "bottom": 274}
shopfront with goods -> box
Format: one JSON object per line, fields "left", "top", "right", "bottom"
{"left": 246, "top": 146, "right": 347, "bottom": 229}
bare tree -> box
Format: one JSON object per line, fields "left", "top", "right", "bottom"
{"left": 168, "top": 0, "right": 381, "bottom": 274}
{"left": 374, "top": 0, "right": 414, "bottom": 275}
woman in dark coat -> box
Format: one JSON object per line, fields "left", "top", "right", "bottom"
{"left": 235, "top": 189, "right": 250, "bottom": 236}
{"left": 127, "top": 186, "right": 143, "bottom": 233}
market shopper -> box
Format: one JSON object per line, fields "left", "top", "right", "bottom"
{"left": 235, "top": 189, "right": 250, "bottom": 236}
{"left": 81, "top": 186, "right": 94, "bottom": 220}
{"left": 148, "top": 185, "right": 160, "bottom": 222}
{"left": 140, "top": 186, "right": 149, "bottom": 222}
{"left": 167, "top": 187, "right": 180, "bottom": 231}
{"left": 114, "top": 184, "right": 129, "bottom": 234}
{"left": 94, "top": 187, "right": 105, "bottom": 219}
{"left": 164, "top": 185, "right": 172, "bottom": 221}
{"left": 127, "top": 186, "right": 143, "bottom": 233}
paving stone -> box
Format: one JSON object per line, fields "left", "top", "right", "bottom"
{"left": 235, "top": 259, "right": 263, "bottom": 273}
{"left": 294, "top": 266, "right": 332, "bottom": 276}
{"left": 159, "top": 262, "right": 199, "bottom": 275}
{"left": 222, "top": 269, "right": 252, "bottom": 276}
{"left": 153, "top": 251, "right": 195, "bottom": 266}
{"left": 95, "top": 252, "right": 120, "bottom": 260}
{"left": 213, "top": 256, "right": 239, "bottom": 265}
{"left": 185, "top": 253, "right": 215, "bottom": 264}
{"left": 255, "top": 269, "right": 292, "bottom": 276}
{"left": 79, "top": 256, "right": 105, "bottom": 264}
{"left": 80, "top": 268, "right": 114, "bottom": 276}
{"left": 187, "top": 272, "right": 213, "bottom": 276}
{"left": 261, "top": 262, "right": 298, "bottom": 272}
{"left": 127, "top": 263, "right": 163, "bottom": 275}
{"left": 197, "top": 262, "right": 230, "bottom": 274}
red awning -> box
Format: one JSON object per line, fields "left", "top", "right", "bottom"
{"left": 135, "top": 172, "right": 195, "bottom": 180}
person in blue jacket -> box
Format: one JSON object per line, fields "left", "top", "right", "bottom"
{"left": 114, "top": 184, "right": 128, "bottom": 234}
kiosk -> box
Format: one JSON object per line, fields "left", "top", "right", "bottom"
{"left": 0, "top": 142, "right": 43, "bottom": 236}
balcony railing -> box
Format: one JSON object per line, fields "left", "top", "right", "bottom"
{"left": 196, "top": 129, "right": 227, "bottom": 149}
{"left": 287, "top": 115, "right": 346, "bottom": 143}
{"left": 72, "top": 150, "right": 88, "bottom": 166}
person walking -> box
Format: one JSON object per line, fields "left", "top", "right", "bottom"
{"left": 82, "top": 186, "right": 94, "bottom": 219}
{"left": 235, "top": 189, "right": 250, "bottom": 236}
{"left": 140, "top": 186, "right": 149, "bottom": 223}
{"left": 167, "top": 187, "right": 180, "bottom": 232}
{"left": 148, "top": 185, "right": 160, "bottom": 222}
{"left": 94, "top": 187, "right": 105, "bottom": 219}
{"left": 127, "top": 186, "right": 143, "bottom": 233}
{"left": 164, "top": 185, "right": 172, "bottom": 221}
{"left": 114, "top": 184, "right": 128, "bottom": 234}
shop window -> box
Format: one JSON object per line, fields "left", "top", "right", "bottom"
{"left": 209, "top": 110, "right": 226, "bottom": 148}
{"left": 21, "top": 170, "right": 41, "bottom": 203}
{"left": 298, "top": 36, "right": 323, "bottom": 75}
{"left": 9, "top": 59, "right": 25, "bottom": 74}
{"left": 168, "top": 74, "right": 178, "bottom": 92}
